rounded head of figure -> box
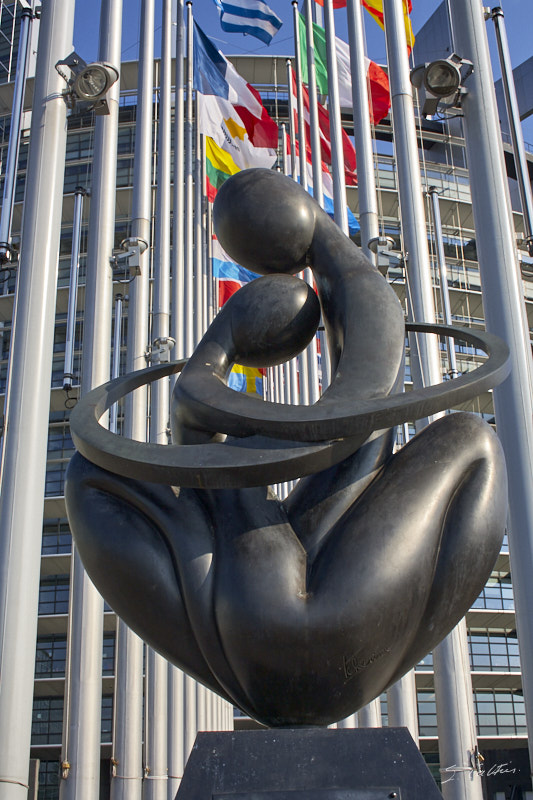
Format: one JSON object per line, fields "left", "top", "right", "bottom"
{"left": 228, "top": 273, "right": 321, "bottom": 367}
{"left": 214, "top": 169, "right": 316, "bottom": 275}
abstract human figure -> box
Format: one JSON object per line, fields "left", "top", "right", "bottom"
{"left": 66, "top": 169, "right": 508, "bottom": 727}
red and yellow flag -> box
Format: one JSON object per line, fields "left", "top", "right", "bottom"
{"left": 313, "top": 0, "right": 415, "bottom": 55}
{"left": 361, "top": 0, "right": 415, "bottom": 54}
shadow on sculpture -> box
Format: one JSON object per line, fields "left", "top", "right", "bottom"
{"left": 66, "top": 168, "right": 509, "bottom": 728}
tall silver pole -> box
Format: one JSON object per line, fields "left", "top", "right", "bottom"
{"left": 357, "top": 700, "right": 381, "bottom": 727}
{"left": 61, "top": 3, "right": 123, "bottom": 799}
{"left": 194, "top": 111, "right": 204, "bottom": 346}
{"left": 0, "top": 3, "right": 75, "bottom": 797}
{"left": 169, "top": 6, "right": 191, "bottom": 784}
{"left": 322, "top": 0, "right": 348, "bottom": 234}
{"left": 291, "top": 1, "right": 308, "bottom": 191}
{"left": 184, "top": 1, "right": 195, "bottom": 354}
{"left": 491, "top": 7, "right": 533, "bottom": 256}
{"left": 145, "top": 4, "right": 172, "bottom": 795}
{"left": 346, "top": 0, "right": 380, "bottom": 260}
{"left": 0, "top": 6, "right": 33, "bottom": 263}
{"left": 63, "top": 187, "right": 86, "bottom": 392}
{"left": 109, "top": 293, "right": 123, "bottom": 434}
{"left": 172, "top": 0, "right": 186, "bottom": 364}
{"left": 167, "top": 667, "right": 185, "bottom": 799}
{"left": 428, "top": 186, "right": 458, "bottom": 376}
{"left": 387, "top": 671, "right": 419, "bottom": 741}
{"left": 110, "top": 3, "right": 153, "bottom": 798}
{"left": 382, "top": 3, "right": 482, "bottom": 797}
{"left": 303, "top": 0, "right": 323, "bottom": 206}
{"left": 449, "top": 0, "right": 533, "bottom": 775}
{"left": 285, "top": 59, "right": 297, "bottom": 180}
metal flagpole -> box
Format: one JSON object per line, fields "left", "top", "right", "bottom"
{"left": 303, "top": 0, "right": 323, "bottom": 206}
{"left": 322, "top": 0, "right": 348, "bottom": 234}
{"left": 387, "top": 672, "right": 419, "bottom": 741}
{"left": 345, "top": 0, "right": 380, "bottom": 260}
{"left": 110, "top": 3, "right": 153, "bottom": 798}
{"left": 60, "top": 2, "right": 123, "bottom": 799}
{"left": 184, "top": 1, "right": 195, "bottom": 354}
{"left": 285, "top": 60, "right": 297, "bottom": 180}
{"left": 0, "top": 5, "right": 33, "bottom": 264}
{"left": 428, "top": 186, "right": 458, "bottom": 377}
{"left": 109, "top": 293, "right": 124, "bottom": 434}
{"left": 168, "top": 5, "right": 191, "bottom": 791}
{"left": 382, "top": 2, "right": 482, "bottom": 797}
{"left": 144, "top": 2, "right": 173, "bottom": 797}
{"left": 194, "top": 111, "right": 204, "bottom": 345}
{"left": 490, "top": 7, "right": 533, "bottom": 256}
{"left": 172, "top": 0, "right": 185, "bottom": 362}
{"left": 0, "top": 2, "right": 75, "bottom": 797}
{"left": 167, "top": 668, "right": 185, "bottom": 799}
{"left": 449, "top": 0, "right": 533, "bottom": 776}
{"left": 63, "top": 187, "right": 86, "bottom": 393}
{"left": 357, "top": 700, "right": 381, "bottom": 728}
{"left": 291, "top": 1, "right": 308, "bottom": 191}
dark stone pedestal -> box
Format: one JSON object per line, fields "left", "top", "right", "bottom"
{"left": 176, "top": 727, "right": 443, "bottom": 799}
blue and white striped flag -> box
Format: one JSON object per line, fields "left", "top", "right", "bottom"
{"left": 213, "top": 0, "right": 282, "bottom": 46}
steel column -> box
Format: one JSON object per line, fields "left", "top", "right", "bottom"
{"left": 346, "top": 0, "right": 380, "bottom": 260}
{"left": 449, "top": 0, "right": 533, "bottom": 777}
{"left": 0, "top": 2, "right": 75, "bottom": 797}
{"left": 61, "top": 3, "right": 123, "bottom": 798}
{"left": 383, "top": 2, "right": 482, "bottom": 796}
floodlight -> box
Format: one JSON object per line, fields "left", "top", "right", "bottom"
{"left": 424, "top": 59, "right": 462, "bottom": 98}
{"left": 410, "top": 54, "right": 473, "bottom": 118}
{"left": 72, "top": 63, "right": 119, "bottom": 102}
{"left": 56, "top": 52, "right": 119, "bottom": 115}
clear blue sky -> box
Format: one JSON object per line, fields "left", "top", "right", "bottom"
{"left": 73, "top": 0, "right": 533, "bottom": 142}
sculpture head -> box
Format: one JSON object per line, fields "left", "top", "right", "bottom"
{"left": 214, "top": 168, "right": 316, "bottom": 275}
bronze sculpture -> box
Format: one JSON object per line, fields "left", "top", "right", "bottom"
{"left": 66, "top": 168, "right": 509, "bottom": 727}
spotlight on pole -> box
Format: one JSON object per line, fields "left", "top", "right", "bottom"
{"left": 410, "top": 54, "right": 473, "bottom": 118}
{"left": 56, "top": 52, "right": 119, "bottom": 115}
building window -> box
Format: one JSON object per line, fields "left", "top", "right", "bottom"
{"left": 38, "top": 576, "right": 69, "bottom": 615}
{"left": 42, "top": 519, "right": 71, "bottom": 555}
{"left": 417, "top": 690, "right": 438, "bottom": 736}
{"left": 44, "top": 461, "right": 69, "bottom": 497}
{"left": 38, "top": 760, "right": 60, "bottom": 800}
{"left": 473, "top": 690, "right": 526, "bottom": 736}
{"left": 35, "top": 636, "right": 67, "bottom": 678}
{"left": 32, "top": 697, "right": 63, "bottom": 745}
{"left": 103, "top": 634, "right": 116, "bottom": 676}
{"left": 468, "top": 631, "right": 521, "bottom": 672}
{"left": 101, "top": 695, "right": 113, "bottom": 743}
{"left": 472, "top": 574, "right": 514, "bottom": 610}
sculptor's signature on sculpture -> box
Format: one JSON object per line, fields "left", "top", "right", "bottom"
{"left": 441, "top": 762, "right": 517, "bottom": 784}
{"left": 343, "top": 648, "right": 390, "bottom": 680}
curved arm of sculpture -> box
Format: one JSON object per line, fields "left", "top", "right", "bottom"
{"left": 67, "top": 321, "right": 509, "bottom": 488}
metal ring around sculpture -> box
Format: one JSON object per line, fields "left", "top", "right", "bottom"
{"left": 69, "top": 322, "right": 510, "bottom": 489}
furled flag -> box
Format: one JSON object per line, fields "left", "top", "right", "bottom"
{"left": 212, "top": 0, "right": 282, "bottom": 46}
{"left": 361, "top": 0, "right": 415, "bottom": 55}
{"left": 290, "top": 68, "right": 357, "bottom": 186}
{"left": 298, "top": 15, "right": 390, "bottom": 126}
{"left": 289, "top": 135, "right": 360, "bottom": 236}
{"left": 212, "top": 236, "right": 265, "bottom": 395}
